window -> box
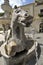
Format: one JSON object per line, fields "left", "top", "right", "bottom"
{"left": 40, "top": 9, "right": 43, "bottom": 13}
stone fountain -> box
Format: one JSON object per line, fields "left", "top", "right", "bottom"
{"left": 0, "top": 1, "right": 38, "bottom": 65}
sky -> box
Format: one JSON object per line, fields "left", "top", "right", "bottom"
{"left": 0, "top": 0, "right": 35, "bottom": 12}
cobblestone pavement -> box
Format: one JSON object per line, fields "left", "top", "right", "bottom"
{"left": 0, "top": 33, "right": 43, "bottom": 65}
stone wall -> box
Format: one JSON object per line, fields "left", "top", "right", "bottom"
{"left": 34, "top": 4, "right": 43, "bottom": 18}
{"left": 21, "top": 3, "right": 43, "bottom": 32}
{"left": 20, "top": 3, "right": 35, "bottom": 16}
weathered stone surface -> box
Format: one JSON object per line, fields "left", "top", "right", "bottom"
{"left": 0, "top": 5, "right": 38, "bottom": 65}
{"left": 1, "top": 0, "right": 12, "bottom": 18}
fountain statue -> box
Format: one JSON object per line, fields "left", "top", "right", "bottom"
{"left": 0, "top": 5, "right": 38, "bottom": 65}
{"left": 1, "top": 0, "right": 12, "bottom": 18}
{"left": 4, "top": 0, "right": 9, "bottom": 4}
{"left": 0, "top": 0, "right": 12, "bottom": 25}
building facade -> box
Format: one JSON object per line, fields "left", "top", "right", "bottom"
{"left": 20, "top": 2, "right": 43, "bottom": 32}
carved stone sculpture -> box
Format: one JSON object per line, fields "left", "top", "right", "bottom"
{"left": 0, "top": 5, "right": 38, "bottom": 65}
{"left": 1, "top": 0, "right": 12, "bottom": 17}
